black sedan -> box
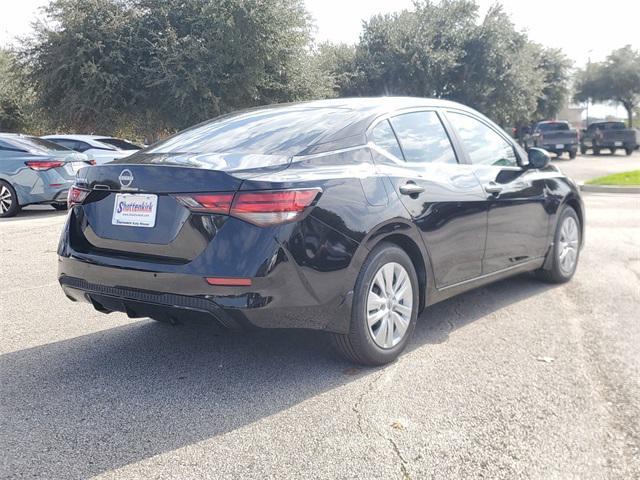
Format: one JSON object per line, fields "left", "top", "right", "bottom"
{"left": 58, "top": 97, "right": 584, "bottom": 365}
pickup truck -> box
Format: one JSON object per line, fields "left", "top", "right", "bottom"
{"left": 580, "top": 121, "right": 639, "bottom": 155}
{"left": 524, "top": 121, "right": 579, "bottom": 159}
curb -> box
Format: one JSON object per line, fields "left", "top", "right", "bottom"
{"left": 579, "top": 183, "right": 640, "bottom": 194}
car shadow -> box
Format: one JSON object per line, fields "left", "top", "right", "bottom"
{"left": 1, "top": 206, "right": 67, "bottom": 222}
{"left": 0, "top": 274, "right": 556, "bottom": 478}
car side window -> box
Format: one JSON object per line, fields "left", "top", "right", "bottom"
{"left": 369, "top": 119, "right": 403, "bottom": 159}
{"left": 49, "top": 139, "right": 77, "bottom": 150}
{"left": 447, "top": 112, "right": 518, "bottom": 167}
{"left": 389, "top": 111, "right": 457, "bottom": 164}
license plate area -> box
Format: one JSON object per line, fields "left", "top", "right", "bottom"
{"left": 614, "top": 141, "right": 623, "bottom": 146}
{"left": 112, "top": 193, "right": 158, "bottom": 228}
{"left": 555, "top": 144, "right": 564, "bottom": 149}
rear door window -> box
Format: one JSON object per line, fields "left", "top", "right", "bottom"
{"left": 389, "top": 111, "right": 457, "bottom": 164}
{"left": 447, "top": 112, "right": 518, "bottom": 167}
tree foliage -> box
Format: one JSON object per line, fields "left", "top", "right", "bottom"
{"left": 319, "top": 1, "right": 570, "bottom": 127}
{"left": 0, "top": 49, "right": 36, "bottom": 132}
{"left": 16, "top": 0, "right": 577, "bottom": 135}
{"left": 21, "top": 0, "right": 325, "bottom": 137}
{"left": 574, "top": 45, "right": 640, "bottom": 126}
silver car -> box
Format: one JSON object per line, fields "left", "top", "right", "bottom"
{"left": 0, "top": 134, "right": 94, "bottom": 217}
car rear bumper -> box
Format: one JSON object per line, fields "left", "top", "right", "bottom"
{"left": 57, "top": 254, "right": 354, "bottom": 333}
{"left": 542, "top": 142, "right": 578, "bottom": 151}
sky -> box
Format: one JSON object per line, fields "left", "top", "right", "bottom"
{"left": 1, "top": 0, "right": 637, "bottom": 116}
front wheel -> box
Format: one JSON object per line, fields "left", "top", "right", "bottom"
{"left": 332, "top": 243, "right": 419, "bottom": 366}
{"left": 0, "top": 180, "right": 20, "bottom": 218}
{"left": 535, "top": 206, "right": 581, "bottom": 283}
{"left": 52, "top": 202, "right": 68, "bottom": 211}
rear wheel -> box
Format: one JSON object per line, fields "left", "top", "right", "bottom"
{"left": 535, "top": 206, "right": 581, "bottom": 283}
{"left": 580, "top": 146, "right": 587, "bottom": 155}
{"left": 626, "top": 148, "right": 634, "bottom": 156}
{"left": 569, "top": 149, "right": 577, "bottom": 159}
{"left": 52, "top": 202, "right": 68, "bottom": 211}
{"left": 332, "top": 243, "right": 419, "bottom": 366}
{"left": 0, "top": 180, "right": 20, "bottom": 218}
{"left": 593, "top": 147, "right": 601, "bottom": 155}
{"left": 610, "top": 148, "right": 617, "bottom": 155}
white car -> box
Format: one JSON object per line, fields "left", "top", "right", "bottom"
{"left": 41, "top": 135, "right": 142, "bottom": 165}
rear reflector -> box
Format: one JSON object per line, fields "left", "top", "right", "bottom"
{"left": 25, "top": 160, "right": 64, "bottom": 171}
{"left": 67, "top": 186, "right": 89, "bottom": 207}
{"left": 205, "top": 277, "right": 252, "bottom": 286}
{"left": 174, "top": 188, "right": 321, "bottom": 226}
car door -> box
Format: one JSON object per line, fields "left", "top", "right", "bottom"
{"left": 443, "top": 110, "right": 550, "bottom": 274}
{"left": 368, "top": 110, "right": 488, "bottom": 288}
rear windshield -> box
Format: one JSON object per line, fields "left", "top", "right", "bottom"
{"left": 537, "top": 122, "right": 570, "bottom": 132}
{"left": 588, "top": 122, "right": 626, "bottom": 131}
{"left": 146, "top": 106, "right": 359, "bottom": 156}
{"left": 97, "top": 138, "right": 142, "bottom": 150}
{"left": 10, "top": 136, "right": 72, "bottom": 153}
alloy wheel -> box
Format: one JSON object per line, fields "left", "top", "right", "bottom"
{"left": 558, "top": 216, "right": 579, "bottom": 275}
{"left": 0, "top": 185, "right": 13, "bottom": 214}
{"left": 366, "top": 262, "right": 413, "bottom": 349}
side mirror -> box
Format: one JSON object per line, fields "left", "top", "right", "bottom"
{"left": 528, "top": 147, "right": 550, "bottom": 169}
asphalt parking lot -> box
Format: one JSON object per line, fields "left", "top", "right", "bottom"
{"left": 1, "top": 155, "right": 639, "bottom": 479}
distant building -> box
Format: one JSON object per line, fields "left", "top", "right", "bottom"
{"left": 557, "top": 104, "right": 585, "bottom": 128}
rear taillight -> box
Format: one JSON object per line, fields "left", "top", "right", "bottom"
{"left": 67, "top": 186, "right": 89, "bottom": 207}
{"left": 89, "top": 160, "right": 96, "bottom": 165}
{"left": 173, "top": 188, "right": 321, "bottom": 226}
{"left": 25, "top": 160, "right": 64, "bottom": 171}
{"left": 231, "top": 189, "right": 321, "bottom": 226}
{"left": 173, "top": 193, "right": 234, "bottom": 214}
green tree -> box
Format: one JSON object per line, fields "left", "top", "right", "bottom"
{"left": 533, "top": 47, "right": 572, "bottom": 121}
{"left": 21, "top": 0, "right": 322, "bottom": 137}
{"left": 575, "top": 45, "right": 640, "bottom": 127}
{"left": 333, "top": 0, "right": 550, "bottom": 127}
{"left": 0, "top": 49, "right": 35, "bottom": 132}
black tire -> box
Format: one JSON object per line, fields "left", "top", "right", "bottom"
{"left": 610, "top": 148, "right": 617, "bottom": 155}
{"left": 626, "top": 148, "right": 634, "bottom": 156}
{"left": 52, "top": 202, "right": 68, "bottom": 211}
{"left": 332, "top": 242, "right": 419, "bottom": 366}
{"left": 580, "top": 146, "right": 587, "bottom": 155}
{"left": 593, "top": 147, "right": 601, "bottom": 155}
{"left": 535, "top": 206, "right": 581, "bottom": 284}
{"left": 569, "top": 149, "right": 577, "bottom": 159}
{"left": 0, "top": 180, "right": 20, "bottom": 218}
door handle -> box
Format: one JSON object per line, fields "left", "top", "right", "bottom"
{"left": 484, "top": 183, "right": 503, "bottom": 195}
{"left": 399, "top": 183, "right": 425, "bottom": 195}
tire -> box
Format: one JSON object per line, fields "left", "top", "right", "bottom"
{"left": 535, "top": 206, "right": 581, "bottom": 284}
{"left": 626, "top": 148, "right": 634, "bottom": 156}
{"left": 52, "top": 202, "right": 68, "bottom": 211}
{"left": 569, "top": 149, "right": 577, "bottom": 159}
{"left": 593, "top": 147, "right": 601, "bottom": 155}
{"left": 0, "top": 180, "right": 20, "bottom": 218}
{"left": 580, "top": 146, "right": 587, "bottom": 155}
{"left": 332, "top": 243, "right": 419, "bottom": 366}
{"left": 610, "top": 148, "right": 617, "bottom": 155}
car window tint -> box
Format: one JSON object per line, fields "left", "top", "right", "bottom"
{"left": 147, "top": 106, "right": 362, "bottom": 156}
{"left": 50, "top": 139, "right": 78, "bottom": 150}
{"left": 389, "top": 111, "right": 457, "bottom": 164}
{"left": 0, "top": 139, "right": 26, "bottom": 152}
{"left": 369, "top": 120, "right": 403, "bottom": 159}
{"left": 448, "top": 112, "right": 517, "bottom": 167}
{"left": 74, "top": 141, "right": 93, "bottom": 152}
{"left": 97, "top": 138, "right": 141, "bottom": 150}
